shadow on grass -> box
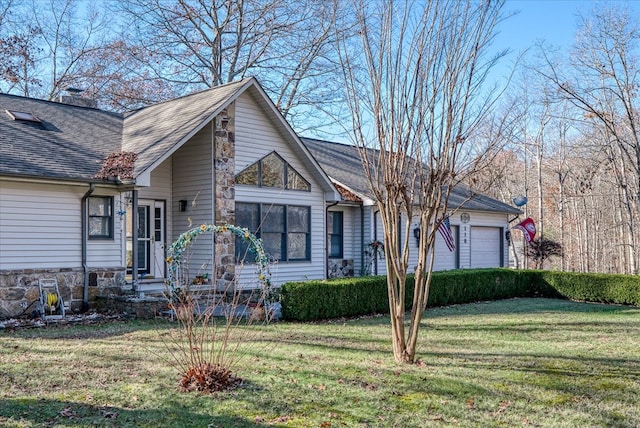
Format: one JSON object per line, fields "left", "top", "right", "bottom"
{"left": 0, "top": 398, "right": 272, "bottom": 428}
{"left": 2, "top": 318, "right": 171, "bottom": 340}
{"left": 424, "top": 297, "right": 640, "bottom": 318}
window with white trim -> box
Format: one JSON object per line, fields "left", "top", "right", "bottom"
{"left": 88, "top": 196, "right": 114, "bottom": 239}
{"left": 328, "top": 211, "right": 344, "bottom": 258}
{"left": 235, "top": 202, "right": 311, "bottom": 262}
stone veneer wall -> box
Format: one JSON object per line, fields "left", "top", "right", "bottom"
{"left": 0, "top": 267, "right": 126, "bottom": 319}
{"left": 213, "top": 106, "right": 236, "bottom": 289}
{"left": 328, "top": 259, "right": 355, "bottom": 278}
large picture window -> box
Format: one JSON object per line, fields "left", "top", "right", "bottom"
{"left": 88, "top": 196, "right": 113, "bottom": 239}
{"left": 235, "top": 202, "right": 311, "bottom": 262}
{"left": 328, "top": 211, "right": 343, "bottom": 258}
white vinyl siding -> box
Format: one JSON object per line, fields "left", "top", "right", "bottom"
{"left": 171, "top": 125, "right": 214, "bottom": 279}
{"left": 328, "top": 207, "right": 356, "bottom": 261}
{"left": 234, "top": 94, "right": 326, "bottom": 286}
{"left": 433, "top": 225, "right": 458, "bottom": 270}
{"left": 0, "top": 180, "right": 123, "bottom": 269}
{"left": 363, "top": 210, "right": 509, "bottom": 276}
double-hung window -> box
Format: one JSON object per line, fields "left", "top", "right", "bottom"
{"left": 88, "top": 196, "right": 114, "bottom": 239}
{"left": 235, "top": 202, "right": 310, "bottom": 262}
{"left": 328, "top": 211, "right": 344, "bottom": 258}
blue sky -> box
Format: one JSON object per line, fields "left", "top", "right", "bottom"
{"left": 487, "top": 0, "right": 639, "bottom": 83}
{"left": 498, "top": 0, "right": 638, "bottom": 54}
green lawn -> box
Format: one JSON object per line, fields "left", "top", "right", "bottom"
{"left": 1, "top": 298, "right": 639, "bottom": 427}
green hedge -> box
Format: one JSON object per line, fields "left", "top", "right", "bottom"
{"left": 533, "top": 270, "right": 640, "bottom": 305}
{"left": 280, "top": 269, "right": 639, "bottom": 321}
{"left": 279, "top": 276, "right": 389, "bottom": 321}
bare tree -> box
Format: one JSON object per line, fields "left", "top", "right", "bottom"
{"left": 538, "top": 4, "right": 640, "bottom": 274}
{"left": 336, "top": 0, "right": 506, "bottom": 363}
{"left": 0, "top": 0, "right": 114, "bottom": 100}
{"left": 0, "top": 0, "right": 42, "bottom": 95}
{"left": 114, "top": 0, "right": 347, "bottom": 129}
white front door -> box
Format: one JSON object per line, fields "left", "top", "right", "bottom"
{"left": 126, "top": 200, "right": 165, "bottom": 279}
{"left": 152, "top": 201, "right": 166, "bottom": 279}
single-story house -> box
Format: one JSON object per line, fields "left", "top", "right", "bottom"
{"left": 303, "top": 138, "right": 522, "bottom": 277}
{"left": 0, "top": 78, "right": 520, "bottom": 318}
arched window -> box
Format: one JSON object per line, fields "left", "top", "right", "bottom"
{"left": 236, "top": 152, "right": 310, "bottom": 191}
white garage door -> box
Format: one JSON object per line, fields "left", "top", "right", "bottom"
{"left": 470, "top": 226, "right": 502, "bottom": 268}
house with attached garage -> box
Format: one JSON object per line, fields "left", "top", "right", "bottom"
{"left": 0, "top": 77, "right": 520, "bottom": 319}
{"left": 302, "top": 138, "right": 522, "bottom": 277}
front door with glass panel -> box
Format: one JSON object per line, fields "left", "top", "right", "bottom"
{"left": 126, "top": 200, "right": 165, "bottom": 279}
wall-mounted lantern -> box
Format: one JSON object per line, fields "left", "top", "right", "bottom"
{"left": 413, "top": 226, "right": 421, "bottom": 246}
{"left": 179, "top": 200, "right": 187, "bottom": 212}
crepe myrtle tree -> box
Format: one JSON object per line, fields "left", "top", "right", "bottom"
{"left": 336, "top": 0, "right": 507, "bottom": 363}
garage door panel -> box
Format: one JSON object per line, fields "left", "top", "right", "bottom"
{"left": 470, "top": 226, "right": 501, "bottom": 268}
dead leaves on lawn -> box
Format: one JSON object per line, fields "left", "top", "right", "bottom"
{"left": 179, "top": 362, "right": 242, "bottom": 393}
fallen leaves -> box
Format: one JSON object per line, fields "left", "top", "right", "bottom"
{"left": 492, "top": 400, "right": 511, "bottom": 417}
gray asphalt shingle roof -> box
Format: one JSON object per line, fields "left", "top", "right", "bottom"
{"left": 0, "top": 94, "right": 123, "bottom": 180}
{"left": 0, "top": 80, "right": 257, "bottom": 182}
{"left": 123, "top": 79, "right": 251, "bottom": 176}
{"left": 1, "top": 84, "right": 517, "bottom": 215}
{"left": 302, "top": 137, "right": 521, "bottom": 214}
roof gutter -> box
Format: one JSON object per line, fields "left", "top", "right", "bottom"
{"left": 81, "top": 183, "right": 95, "bottom": 312}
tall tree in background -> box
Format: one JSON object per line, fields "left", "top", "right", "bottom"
{"left": 114, "top": 0, "right": 346, "bottom": 130}
{"left": 539, "top": 4, "right": 639, "bottom": 274}
{"left": 0, "top": 0, "right": 110, "bottom": 100}
{"left": 1, "top": 0, "right": 349, "bottom": 132}
{"left": 336, "top": 0, "right": 506, "bottom": 363}
{"left": 0, "top": 0, "right": 42, "bottom": 95}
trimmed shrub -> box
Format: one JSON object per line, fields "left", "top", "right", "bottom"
{"left": 428, "top": 269, "right": 535, "bottom": 306}
{"left": 280, "top": 269, "right": 536, "bottom": 321}
{"left": 280, "top": 276, "right": 388, "bottom": 321}
{"left": 534, "top": 270, "right": 640, "bottom": 305}
{"left": 280, "top": 269, "right": 639, "bottom": 321}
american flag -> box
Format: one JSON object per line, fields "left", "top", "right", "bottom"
{"left": 438, "top": 215, "right": 456, "bottom": 252}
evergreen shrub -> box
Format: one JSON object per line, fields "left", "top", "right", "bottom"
{"left": 280, "top": 269, "right": 639, "bottom": 321}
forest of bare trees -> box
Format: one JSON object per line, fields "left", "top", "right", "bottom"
{"left": 1, "top": 0, "right": 638, "bottom": 275}
{"left": 475, "top": 4, "right": 639, "bottom": 275}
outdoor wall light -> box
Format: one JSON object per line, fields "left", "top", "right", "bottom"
{"left": 179, "top": 200, "right": 187, "bottom": 212}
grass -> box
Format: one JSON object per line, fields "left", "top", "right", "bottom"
{"left": 1, "top": 297, "right": 639, "bottom": 427}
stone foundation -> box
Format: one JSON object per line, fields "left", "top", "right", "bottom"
{"left": 94, "top": 287, "right": 279, "bottom": 320}
{"left": 329, "top": 259, "right": 354, "bottom": 278}
{"left": 0, "top": 267, "right": 127, "bottom": 319}
{"left": 95, "top": 295, "right": 167, "bottom": 319}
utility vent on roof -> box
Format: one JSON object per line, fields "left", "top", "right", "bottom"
{"left": 5, "top": 109, "right": 42, "bottom": 123}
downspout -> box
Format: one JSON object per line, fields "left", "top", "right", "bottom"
{"left": 373, "top": 209, "right": 379, "bottom": 275}
{"left": 81, "top": 183, "right": 95, "bottom": 312}
{"left": 211, "top": 120, "right": 216, "bottom": 282}
{"left": 131, "top": 189, "right": 139, "bottom": 295}
{"left": 325, "top": 200, "right": 339, "bottom": 278}
{"left": 360, "top": 204, "right": 365, "bottom": 276}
